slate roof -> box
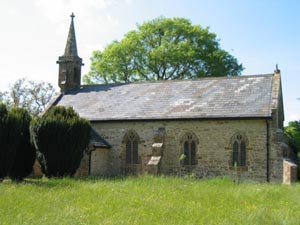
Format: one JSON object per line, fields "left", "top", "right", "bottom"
{"left": 90, "top": 129, "right": 111, "bottom": 148}
{"left": 54, "top": 74, "right": 276, "bottom": 121}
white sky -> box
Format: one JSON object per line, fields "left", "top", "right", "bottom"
{"left": 0, "top": 0, "right": 299, "bottom": 124}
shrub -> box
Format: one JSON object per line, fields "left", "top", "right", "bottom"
{"left": 9, "top": 108, "right": 36, "bottom": 181}
{"left": 0, "top": 104, "right": 22, "bottom": 180}
{"left": 31, "top": 106, "right": 91, "bottom": 177}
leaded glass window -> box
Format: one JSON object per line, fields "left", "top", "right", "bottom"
{"left": 232, "top": 134, "right": 247, "bottom": 167}
{"left": 125, "top": 131, "right": 139, "bottom": 164}
{"left": 182, "top": 133, "right": 197, "bottom": 166}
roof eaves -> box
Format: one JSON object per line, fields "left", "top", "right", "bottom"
{"left": 89, "top": 115, "right": 272, "bottom": 123}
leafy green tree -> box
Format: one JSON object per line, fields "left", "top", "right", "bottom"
{"left": 9, "top": 108, "right": 36, "bottom": 181}
{"left": 285, "top": 120, "right": 300, "bottom": 157}
{"left": 285, "top": 120, "right": 300, "bottom": 180}
{"left": 0, "top": 104, "right": 22, "bottom": 180}
{"left": 31, "top": 106, "right": 91, "bottom": 177}
{"left": 84, "top": 17, "right": 243, "bottom": 84}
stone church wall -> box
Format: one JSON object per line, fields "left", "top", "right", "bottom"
{"left": 90, "top": 148, "right": 110, "bottom": 176}
{"left": 90, "top": 119, "right": 283, "bottom": 182}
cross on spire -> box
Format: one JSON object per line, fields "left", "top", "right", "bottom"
{"left": 71, "top": 12, "right": 75, "bottom": 19}
{"left": 274, "top": 64, "right": 281, "bottom": 74}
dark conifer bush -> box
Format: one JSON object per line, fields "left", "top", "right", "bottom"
{"left": 9, "top": 108, "right": 36, "bottom": 181}
{"left": 31, "top": 106, "right": 91, "bottom": 177}
{"left": 0, "top": 104, "right": 22, "bottom": 180}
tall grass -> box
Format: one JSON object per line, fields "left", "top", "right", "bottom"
{"left": 0, "top": 176, "right": 299, "bottom": 225}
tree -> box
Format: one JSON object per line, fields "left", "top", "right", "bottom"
{"left": 0, "top": 92, "right": 5, "bottom": 102}
{"left": 0, "top": 91, "right": 9, "bottom": 105}
{"left": 9, "top": 108, "right": 36, "bottom": 181}
{"left": 285, "top": 120, "right": 300, "bottom": 180}
{"left": 2, "top": 78, "right": 56, "bottom": 117}
{"left": 84, "top": 17, "right": 243, "bottom": 84}
{"left": 31, "top": 106, "right": 91, "bottom": 177}
{"left": 285, "top": 120, "right": 300, "bottom": 157}
{"left": 0, "top": 104, "right": 22, "bottom": 180}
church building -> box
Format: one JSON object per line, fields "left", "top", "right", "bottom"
{"left": 52, "top": 14, "right": 293, "bottom": 182}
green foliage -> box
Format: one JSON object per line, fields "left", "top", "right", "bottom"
{"left": 31, "top": 106, "right": 91, "bottom": 177}
{"left": 285, "top": 120, "right": 300, "bottom": 180}
{"left": 284, "top": 120, "right": 300, "bottom": 155}
{"left": 9, "top": 108, "right": 36, "bottom": 181}
{"left": 0, "top": 102, "right": 8, "bottom": 118}
{"left": 84, "top": 17, "right": 243, "bottom": 84}
{"left": 179, "top": 153, "right": 186, "bottom": 162}
{"left": 0, "top": 104, "right": 23, "bottom": 179}
{"left": 0, "top": 176, "right": 300, "bottom": 224}
{"left": 0, "top": 104, "right": 36, "bottom": 181}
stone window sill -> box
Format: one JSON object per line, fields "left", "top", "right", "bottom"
{"left": 229, "top": 166, "right": 248, "bottom": 172}
{"left": 182, "top": 165, "right": 197, "bottom": 168}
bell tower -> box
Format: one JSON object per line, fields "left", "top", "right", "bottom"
{"left": 57, "top": 13, "right": 83, "bottom": 93}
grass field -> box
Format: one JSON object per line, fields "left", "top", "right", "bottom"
{"left": 0, "top": 176, "right": 300, "bottom": 225}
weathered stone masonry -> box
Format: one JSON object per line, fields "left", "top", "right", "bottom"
{"left": 91, "top": 119, "right": 282, "bottom": 182}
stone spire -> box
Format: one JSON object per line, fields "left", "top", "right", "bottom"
{"left": 57, "top": 13, "right": 83, "bottom": 93}
{"left": 64, "top": 13, "right": 78, "bottom": 57}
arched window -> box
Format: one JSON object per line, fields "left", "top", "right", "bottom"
{"left": 181, "top": 132, "right": 198, "bottom": 166}
{"left": 231, "top": 134, "right": 247, "bottom": 167}
{"left": 123, "top": 131, "right": 139, "bottom": 164}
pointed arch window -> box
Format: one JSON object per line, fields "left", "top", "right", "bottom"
{"left": 232, "top": 134, "right": 247, "bottom": 167}
{"left": 124, "top": 131, "right": 139, "bottom": 164}
{"left": 181, "top": 132, "right": 198, "bottom": 166}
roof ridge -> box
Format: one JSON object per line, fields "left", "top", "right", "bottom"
{"left": 80, "top": 73, "right": 274, "bottom": 88}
